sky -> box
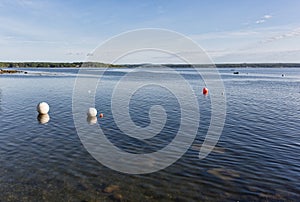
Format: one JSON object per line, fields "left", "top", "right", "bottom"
{"left": 0, "top": 0, "right": 300, "bottom": 63}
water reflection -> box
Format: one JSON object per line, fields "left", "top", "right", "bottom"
{"left": 37, "top": 114, "right": 50, "bottom": 124}
{"left": 0, "top": 88, "right": 2, "bottom": 112}
{"left": 0, "top": 68, "right": 299, "bottom": 201}
{"left": 87, "top": 116, "right": 97, "bottom": 125}
{"left": 191, "top": 143, "right": 226, "bottom": 154}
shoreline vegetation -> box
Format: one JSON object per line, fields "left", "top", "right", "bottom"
{"left": 0, "top": 69, "right": 24, "bottom": 74}
{"left": 0, "top": 62, "right": 300, "bottom": 69}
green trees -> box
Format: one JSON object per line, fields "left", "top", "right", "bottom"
{"left": 0, "top": 62, "right": 299, "bottom": 68}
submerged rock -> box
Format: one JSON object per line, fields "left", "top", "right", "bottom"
{"left": 103, "top": 185, "right": 120, "bottom": 193}
{"left": 207, "top": 168, "right": 240, "bottom": 181}
{"left": 113, "top": 193, "right": 123, "bottom": 201}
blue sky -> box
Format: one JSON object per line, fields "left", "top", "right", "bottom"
{"left": 0, "top": 0, "right": 300, "bottom": 63}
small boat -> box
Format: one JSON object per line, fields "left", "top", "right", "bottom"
{"left": 233, "top": 71, "right": 239, "bottom": 74}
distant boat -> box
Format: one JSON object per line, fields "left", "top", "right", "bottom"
{"left": 233, "top": 71, "right": 239, "bottom": 74}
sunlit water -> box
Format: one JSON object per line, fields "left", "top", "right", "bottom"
{"left": 0, "top": 67, "right": 299, "bottom": 201}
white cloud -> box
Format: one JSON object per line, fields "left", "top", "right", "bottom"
{"left": 66, "top": 51, "right": 85, "bottom": 56}
{"left": 214, "top": 48, "right": 300, "bottom": 63}
{"left": 263, "top": 15, "right": 272, "bottom": 19}
{"left": 189, "top": 30, "right": 259, "bottom": 41}
{"left": 255, "top": 14, "right": 272, "bottom": 24}
{"left": 256, "top": 19, "right": 265, "bottom": 24}
{"left": 189, "top": 24, "right": 300, "bottom": 63}
{"left": 260, "top": 27, "right": 300, "bottom": 44}
{"left": 0, "top": 0, "right": 49, "bottom": 10}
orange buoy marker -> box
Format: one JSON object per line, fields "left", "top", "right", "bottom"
{"left": 203, "top": 87, "right": 209, "bottom": 95}
{"left": 99, "top": 113, "right": 104, "bottom": 118}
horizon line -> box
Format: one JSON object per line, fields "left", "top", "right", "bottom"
{"left": 1, "top": 61, "right": 300, "bottom": 65}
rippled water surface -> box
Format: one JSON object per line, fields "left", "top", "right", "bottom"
{"left": 0, "top": 67, "right": 299, "bottom": 201}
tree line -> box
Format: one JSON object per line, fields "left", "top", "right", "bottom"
{"left": 1, "top": 62, "right": 299, "bottom": 68}
{"left": 0, "top": 62, "right": 121, "bottom": 68}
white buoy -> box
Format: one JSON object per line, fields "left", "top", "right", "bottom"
{"left": 37, "top": 102, "right": 50, "bottom": 115}
{"left": 87, "top": 107, "right": 97, "bottom": 117}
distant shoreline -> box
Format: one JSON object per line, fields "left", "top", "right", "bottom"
{"left": 1, "top": 62, "right": 300, "bottom": 68}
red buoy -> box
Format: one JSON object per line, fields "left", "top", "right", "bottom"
{"left": 99, "top": 113, "right": 104, "bottom": 118}
{"left": 203, "top": 87, "right": 208, "bottom": 95}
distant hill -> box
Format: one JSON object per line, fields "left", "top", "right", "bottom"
{"left": 168, "top": 63, "right": 300, "bottom": 68}
{"left": 0, "top": 62, "right": 300, "bottom": 68}
{"left": 0, "top": 62, "right": 121, "bottom": 68}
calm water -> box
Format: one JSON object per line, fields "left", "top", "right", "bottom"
{"left": 0, "top": 67, "right": 299, "bottom": 201}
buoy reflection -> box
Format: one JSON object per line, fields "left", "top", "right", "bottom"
{"left": 37, "top": 114, "right": 50, "bottom": 124}
{"left": 87, "top": 116, "right": 97, "bottom": 125}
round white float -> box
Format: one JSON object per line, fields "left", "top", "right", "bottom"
{"left": 87, "top": 107, "right": 97, "bottom": 117}
{"left": 37, "top": 102, "right": 50, "bottom": 115}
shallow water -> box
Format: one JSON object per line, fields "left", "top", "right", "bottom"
{"left": 0, "top": 67, "right": 299, "bottom": 201}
